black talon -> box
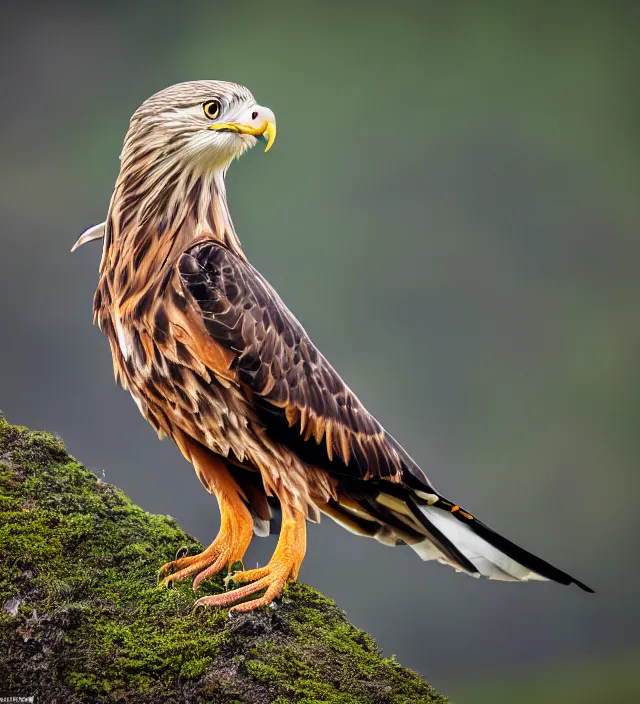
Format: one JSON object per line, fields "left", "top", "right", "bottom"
{"left": 175, "top": 545, "right": 189, "bottom": 560}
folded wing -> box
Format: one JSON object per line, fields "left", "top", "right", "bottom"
{"left": 178, "top": 240, "right": 429, "bottom": 486}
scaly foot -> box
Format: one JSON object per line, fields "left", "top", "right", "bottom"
{"left": 193, "top": 511, "right": 306, "bottom": 612}
{"left": 159, "top": 539, "right": 228, "bottom": 587}
{"left": 159, "top": 519, "right": 252, "bottom": 590}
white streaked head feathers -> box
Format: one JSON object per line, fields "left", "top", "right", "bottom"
{"left": 124, "top": 80, "right": 274, "bottom": 172}
{"left": 71, "top": 80, "right": 276, "bottom": 251}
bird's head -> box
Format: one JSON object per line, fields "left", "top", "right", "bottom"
{"left": 72, "top": 80, "right": 276, "bottom": 251}
{"left": 125, "top": 80, "right": 276, "bottom": 170}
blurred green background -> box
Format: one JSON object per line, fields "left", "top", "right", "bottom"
{"left": 1, "top": 1, "right": 638, "bottom": 701}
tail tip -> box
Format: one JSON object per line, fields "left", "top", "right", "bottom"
{"left": 572, "top": 578, "right": 595, "bottom": 594}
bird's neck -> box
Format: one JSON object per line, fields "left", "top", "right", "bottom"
{"left": 100, "top": 159, "right": 245, "bottom": 283}
{"left": 96, "top": 155, "right": 247, "bottom": 328}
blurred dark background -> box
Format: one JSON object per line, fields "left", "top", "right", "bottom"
{"left": 1, "top": 1, "right": 638, "bottom": 701}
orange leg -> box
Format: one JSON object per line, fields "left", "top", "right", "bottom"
{"left": 193, "top": 503, "right": 306, "bottom": 612}
{"left": 159, "top": 443, "right": 253, "bottom": 590}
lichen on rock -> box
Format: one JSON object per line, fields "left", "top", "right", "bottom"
{"left": 0, "top": 415, "right": 447, "bottom": 703}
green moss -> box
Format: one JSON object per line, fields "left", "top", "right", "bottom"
{"left": 0, "top": 416, "right": 447, "bottom": 703}
{"left": 245, "top": 658, "right": 283, "bottom": 682}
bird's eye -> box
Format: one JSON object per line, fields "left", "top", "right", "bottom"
{"left": 203, "top": 100, "right": 221, "bottom": 120}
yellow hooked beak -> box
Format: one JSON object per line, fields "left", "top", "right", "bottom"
{"left": 208, "top": 119, "right": 277, "bottom": 153}
{"left": 208, "top": 104, "right": 276, "bottom": 152}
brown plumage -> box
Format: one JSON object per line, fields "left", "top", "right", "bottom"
{"left": 76, "top": 80, "right": 592, "bottom": 612}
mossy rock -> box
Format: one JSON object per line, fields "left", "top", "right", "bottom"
{"left": 0, "top": 414, "right": 447, "bottom": 703}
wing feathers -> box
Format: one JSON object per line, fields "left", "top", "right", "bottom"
{"left": 178, "top": 241, "right": 422, "bottom": 485}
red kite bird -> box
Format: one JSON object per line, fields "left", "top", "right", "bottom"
{"left": 74, "top": 81, "right": 592, "bottom": 611}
